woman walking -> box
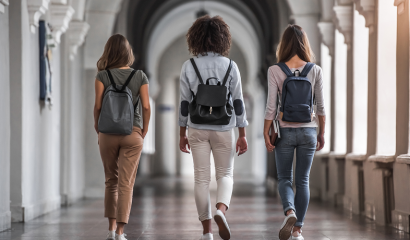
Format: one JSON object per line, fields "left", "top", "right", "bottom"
{"left": 179, "top": 15, "right": 248, "bottom": 240}
{"left": 94, "top": 34, "right": 151, "bottom": 240}
{"left": 263, "top": 24, "right": 326, "bottom": 240}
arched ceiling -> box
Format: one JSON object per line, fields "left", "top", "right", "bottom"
{"left": 125, "top": 0, "right": 290, "bottom": 89}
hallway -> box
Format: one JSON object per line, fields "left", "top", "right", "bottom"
{"left": 0, "top": 178, "right": 408, "bottom": 240}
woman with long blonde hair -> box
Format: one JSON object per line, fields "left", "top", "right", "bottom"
{"left": 94, "top": 34, "right": 151, "bottom": 240}
{"left": 263, "top": 25, "right": 326, "bottom": 240}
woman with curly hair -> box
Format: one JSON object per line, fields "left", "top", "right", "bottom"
{"left": 179, "top": 15, "right": 248, "bottom": 240}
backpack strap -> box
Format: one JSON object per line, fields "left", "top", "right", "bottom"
{"left": 222, "top": 59, "right": 233, "bottom": 86}
{"left": 106, "top": 69, "right": 119, "bottom": 91}
{"left": 190, "top": 58, "right": 204, "bottom": 85}
{"left": 276, "top": 62, "right": 293, "bottom": 77}
{"left": 120, "top": 69, "right": 137, "bottom": 91}
{"left": 300, "top": 62, "right": 315, "bottom": 77}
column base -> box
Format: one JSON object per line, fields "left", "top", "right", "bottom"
{"left": 0, "top": 211, "right": 11, "bottom": 232}
{"left": 392, "top": 210, "right": 410, "bottom": 233}
{"left": 11, "top": 196, "right": 61, "bottom": 222}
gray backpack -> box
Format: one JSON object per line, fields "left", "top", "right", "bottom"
{"left": 98, "top": 69, "right": 138, "bottom": 135}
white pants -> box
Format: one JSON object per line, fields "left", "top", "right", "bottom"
{"left": 188, "top": 128, "right": 235, "bottom": 221}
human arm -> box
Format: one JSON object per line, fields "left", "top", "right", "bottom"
{"left": 317, "top": 115, "right": 325, "bottom": 151}
{"left": 94, "top": 80, "right": 105, "bottom": 134}
{"left": 179, "top": 62, "right": 192, "bottom": 154}
{"left": 314, "top": 67, "right": 326, "bottom": 151}
{"left": 263, "top": 119, "right": 274, "bottom": 152}
{"left": 139, "top": 84, "right": 150, "bottom": 138}
{"left": 178, "top": 61, "right": 192, "bottom": 127}
{"left": 230, "top": 62, "right": 248, "bottom": 128}
{"left": 263, "top": 67, "right": 279, "bottom": 152}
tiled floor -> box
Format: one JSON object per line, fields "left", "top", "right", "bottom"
{"left": 1, "top": 177, "right": 409, "bottom": 240}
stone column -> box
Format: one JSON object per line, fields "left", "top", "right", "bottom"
{"left": 393, "top": 0, "right": 410, "bottom": 233}
{"left": 362, "top": 0, "right": 397, "bottom": 225}
{"left": 344, "top": 4, "right": 370, "bottom": 215}
{"left": 317, "top": 19, "right": 335, "bottom": 201}
{"left": 0, "top": 0, "right": 11, "bottom": 232}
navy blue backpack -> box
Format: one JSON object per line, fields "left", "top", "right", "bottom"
{"left": 276, "top": 62, "right": 315, "bottom": 123}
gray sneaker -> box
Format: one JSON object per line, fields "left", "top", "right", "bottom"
{"left": 279, "top": 212, "right": 297, "bottom": 240}
{"left": 106, "top": 231, "right": 115, "bottom": 240}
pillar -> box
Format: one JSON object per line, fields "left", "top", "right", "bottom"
{"left": 0, "top": 0, "right": 11, "bottom": 231}
{"left": 364, "top": 0, "right": 398, "bottom": 225}
{"left": 393, "top": 0, "right": 410, "bottom": 233}
{"left": 344, "top": 4, "right": 369, "bottom": 215}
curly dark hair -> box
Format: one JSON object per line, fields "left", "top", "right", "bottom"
{"left": 186, "top": 15, "right": 231, "bottom": 57}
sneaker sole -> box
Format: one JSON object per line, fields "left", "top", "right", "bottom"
{"left": 214, "top": 214, "right": 231, "bottom": 240}
{"left": 279, "top": 216, "right": 297, "bottom": 240}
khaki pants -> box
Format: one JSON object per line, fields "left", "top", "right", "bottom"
{"left": 188, "top": 128, "right": 235, "bottom": 221}
{"left": 98, "top": 127, "right": 144, "bottom": 223}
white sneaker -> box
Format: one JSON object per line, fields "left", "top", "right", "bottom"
{"left": 291, "top": 230, "right": 304, "bottom": 240}
{"left": 115, "top": 233, "right": 127, "bottom": 240}
{"left": 279, "top": 212, "right": 297, "bottom": 240}
{"left": 106, "top": 231, "right": 115, "bottom": 240}
{"left": 214, "top": 210, "right": 231, "bottom": 240}
{"left": 200, "top": 233, "right": 214, "bottom": 240}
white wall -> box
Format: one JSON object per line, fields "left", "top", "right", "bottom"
{"left": 0, "top": 5, "right": 11, "bottom": 231}
{"left": 9, "top": 0, "right": 79, "bottom": 222}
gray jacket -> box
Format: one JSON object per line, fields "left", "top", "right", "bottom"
{"left": 179, "top": 52, "right": 248, "bottom": 131}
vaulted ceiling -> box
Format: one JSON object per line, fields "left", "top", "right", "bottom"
{"left": 124, "top": 0, "right": 290, "bottom": 89}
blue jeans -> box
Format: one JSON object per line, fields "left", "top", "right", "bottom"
{"left": 275, "top": 127, "right": 317, "bottom": 227}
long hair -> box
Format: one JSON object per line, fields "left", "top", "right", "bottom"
{"left": 186, "top": 15, "right": 232, "bottom": 57}
{"left": 276, "top": 24, "right": 315, "bottom": 63}
{"left": 97, "top": 34, "right": 135, "bottom": 71}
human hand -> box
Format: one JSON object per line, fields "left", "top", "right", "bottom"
{"left": 179, "top": 136, "right": 190, "bottom": 154}
{"left": 141, "top": 128, "right": 148, "bottom": 139}
{"left": 264, "top": 134, "right": 275, "bottom": 152}
{"left": 316, "top": 134, "right": 325, "bottom": 151}
{"left": 236, "top": 137, "right": 248, "bottom": 156}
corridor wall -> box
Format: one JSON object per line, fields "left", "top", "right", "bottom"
{"left": 9, "top": 0, "right": 63, "bottom": 221}
{"left": 0, "top": 4, "right": 11, "bottom": 232}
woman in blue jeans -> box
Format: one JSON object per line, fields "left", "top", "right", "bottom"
{"left": 263, "top": 24, "right": 326, "bottom": 240}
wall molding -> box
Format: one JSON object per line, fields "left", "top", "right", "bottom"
{"left": 11, "top": 196, "right": 61, "bottom": 222}
{"left": 49, "top": 4, "right": 75, "bottom": 44}
{"left": 0, "top": 211, "right": 11, "bottom": 232}
{"left": 68, "top": 20, "right": 89, "bottom": 60}
{"left": 0, "top": 0, "right": 9, "bottom": 13}
{"left": 27, "top": 0, "right": 50, "bottom": 33}
{"left": 318, "top": 21, "right": 335, "bottom": 56}
{"left": 333, "top": 5, "right": 353, "bottom": 48}
{"left": 353, "top": 0, "right": 375, "bottom": 32}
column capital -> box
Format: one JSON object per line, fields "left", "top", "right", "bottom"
{"left": 394, "top": 0, "right": 406, "bottom": 14}
{"left": 318, "top": 21, "right": 335, "bottom": 57}
{"left": 333, "top": 5, "right": 353, "bottom": 47}
{"left": 49, "top": 4, "right": 75, "bottom": 44}
{"left": 0, "top": 0, "right": 9, "bottom": 13}
{"left": 353, "top": 0, "right": 375, "bottom": 32}
{"left": 337, "top": 0, "right": 353, "bottom": 4}
{"left": 27, "top": 0, "right": 50, "bottom": 33}
{"left": 68, "top": 20, "right": 89, "bottom": 60}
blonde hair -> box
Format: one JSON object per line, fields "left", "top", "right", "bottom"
{"left": 276, "top": 24, "right": 315, "bottom": 63}
{"left": 97, "top": 34, "right": 135, "bottom": 71}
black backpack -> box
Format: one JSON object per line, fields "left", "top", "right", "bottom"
{"left": 276, "top": 62, "right": 315, "bottom": 123}
{"left": 188, "top": 58, "right": 233, "bottom": 125}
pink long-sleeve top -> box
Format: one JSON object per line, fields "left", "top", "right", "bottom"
{"left": 264, "top": 63, "right": 326, "bottom": 128}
